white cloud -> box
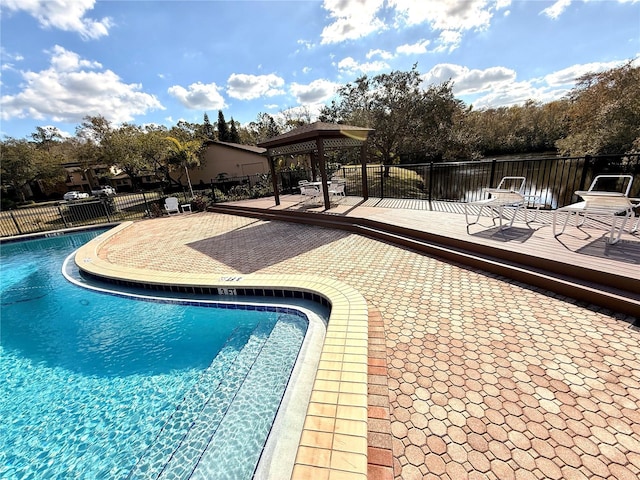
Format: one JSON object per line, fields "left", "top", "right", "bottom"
{"left": 433, "top": 30, "right": 463, "bottom": 52}
{"left": 391, "top": 0, "right": 501, "bottom": 30}
{"left": 541, "top": 0, "right": 639, "bottom": 19}
{"left": 0, "top": 47, "right": 24, "bottom": 71}
{"left": 319, "top": 0, "right": 510, "bottom": 49}
{"left": 337, "top": 56, "right": 390, "bottom": 74}
{"left": 226, "top": 73, "right": 285, "bottom": 100}
{"left": 290, "top": 78, "right": 339, "bottom": 104}
{"left": 367, "top": 49, "right": 394, "bottom": 60}
{"left": 320, "top": 0, "right": 386, "bottom": 44}
{"left": 396, "top": 39, "right": 430, "bottom": 55}
{"left": 540, "top": 0, "right": 572, "bottom": 19}
{"left": 543, "top": 60, "right": 627, "bottom": 86}
{"left": 0, "top": 45, "right": 163, "bottom": 123}
{"left": 168, "top": 82, "right": 227, "bottom": 110}
{"left": 422, "top": 63, "right": 516, "bottom": 95}
{"left": 390, "top": 0, "right": 509, "bottom": 51}
{"left": 427, "top": 59, "right": 637, "bottom": 109}
{"left": 422, "top": 62, "right": 572, "bottom": 108}
{"left": 296, "top": 39, "right": 315, "bottom": 50}
{"left": 2, "top": 0, "right": 112, "bottom": 40}
{"left": 48, "top": 45, "right": 101, "bottom": 72}
{"left": 472, "top": 83, "right": 568, "bottom": 109}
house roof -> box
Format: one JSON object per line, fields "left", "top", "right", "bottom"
{"left": 204, "top": 140, "right": 266, "bottom": 155}
{"left": 257, "top": 121, "right": 374, "bottom": 149}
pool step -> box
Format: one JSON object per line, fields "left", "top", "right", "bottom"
{"left": 154, "top": 320, "right": 276, "bottom": 480}
{"left": 126, "top": 321, "right": 273, "bottom": 480}
{"left": 188, "top": 314, "right": 307, "bottom": 479}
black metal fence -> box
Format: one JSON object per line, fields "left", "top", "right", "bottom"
{"left": 3, "top": 154, "right": 638, "bottom": 238}
{"left": 211, "top": 153, "right": 639, "bottom": 209}
{"left": 0, "top": 191, "right": 193, "bottom": 237}
{"left": 333, "top": 153, "right": 640, "bottom": 209}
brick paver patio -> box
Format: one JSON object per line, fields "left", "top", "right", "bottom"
{"left": 89, "top": 212, "right": 639, "bottom": 479}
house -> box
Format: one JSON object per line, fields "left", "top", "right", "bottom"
{"left": 180, "top": 141, "right": 268, "bottom": 185}
{"left": 59, "top": 141, "right": 269, "bottom": 195}
{"left": 63, "top": 163, "right": 116, "bottom": 193}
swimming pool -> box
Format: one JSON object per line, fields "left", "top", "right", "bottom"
{"left": 0, "top": 230, "right": 320, "bottom": 479}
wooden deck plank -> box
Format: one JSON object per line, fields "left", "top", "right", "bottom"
{"left": 222, "top": 195, "right": 640, "bottom": 285}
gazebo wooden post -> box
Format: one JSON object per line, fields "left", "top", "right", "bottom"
{"left": 268, "top": 154, "right": 280, "bottom": 206}
{"left": 310, "top": 151, "right": 318, "bottom": 182}
{"left": 316, "top": 138, "right": 330, "bottom": 210}
{"left": 360, "top": 141, "right": 369, "bottom": 200}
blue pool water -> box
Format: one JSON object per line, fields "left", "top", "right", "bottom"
{"left": 0, "top": 230, "right": 309, "bottom": 479}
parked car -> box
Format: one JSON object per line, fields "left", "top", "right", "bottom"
{"left": 63, "top": 191, "right": 90, "bottom": 201}
{"left": 91, "top": 185, "right": 116, "bottom": 196}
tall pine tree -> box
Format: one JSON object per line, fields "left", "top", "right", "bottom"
{"left": 217, "top": 110, "right": 230, "bottom": 142}
{"left": 229, "top": 117, "right": 240, "bottom": 143}
{"left": 202, "top": 112, "right": 215, "bottom": 141}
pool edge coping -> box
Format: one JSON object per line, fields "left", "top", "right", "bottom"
{"left": 73, "top": 221, "right": 370, "bottom": 480}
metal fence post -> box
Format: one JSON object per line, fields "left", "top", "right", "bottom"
{"left": 103, "top": 200, "right": 111, "bottom": 223}
{"left": 579, "top": 155, "right": 592, "bottom": 191}
{"left": 210, "top": 179, "right": 217, "bottom": 203}
{"left": 57, "top": 205, "right": 69, "bottom": 228}
{"left": 380, "top": 165, "right": 385, "bottom": 198}
{"left": 489, "top": 159, "right": 497, "bottom": 187}
{"left": 142, "top": 191, "right": 149, "bottom": 215}
{"left": 428, "top": 162, "right": 433, "bottom": 209}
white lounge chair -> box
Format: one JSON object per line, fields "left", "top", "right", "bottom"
{"left": 164, "top": 197, "right": 180, "bottom": 215}
{"left": 464, "top": 176, "right": 532, "bottom": 230}
{"left": 553, "top": 174, "right": 634, "bottom": 245}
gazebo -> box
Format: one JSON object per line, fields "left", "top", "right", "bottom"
{"left": 257, "top": 121, "right": 375, "bottom": 210}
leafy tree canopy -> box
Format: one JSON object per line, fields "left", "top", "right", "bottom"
{"left": 556, "top": 62, "right": 640, "bottom": 155}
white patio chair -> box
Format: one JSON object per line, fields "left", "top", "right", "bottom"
{"left": 300, "top": 184, "right": 321, "bottom": 204}
{"left": 328, "top": 182, "right": 346, "bottom": 201}
{"left": 464, "top": 176, "right": 531, "bottom": 230}
{"left": 164, "top": 197, "right": 180, "bottom": 215}
{"left": 553, "top": 174, "right": 634, "bottom": 244}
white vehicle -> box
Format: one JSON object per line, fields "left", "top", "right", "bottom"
{"left": 91, "top": 185, "right": 116, "bottom": 196}
{"left": 63, "top": 191, "right": 90, "bottom": 201}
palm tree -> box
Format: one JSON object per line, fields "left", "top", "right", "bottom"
{"left": 165, "top": 136, "right": 202, "bottom": 198}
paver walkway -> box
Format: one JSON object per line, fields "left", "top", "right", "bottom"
{"left": 95, "top": 212, "right": 639, "bottom": 479}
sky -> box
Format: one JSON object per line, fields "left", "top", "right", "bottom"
{"left": 1, "top": 0, "right": 639, "bottom": 140}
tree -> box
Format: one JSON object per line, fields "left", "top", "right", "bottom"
{"left": 319, "top": 65, "right": 471, "bottom": 170}
{"left": 102, "top": 124, "right": 149, "bottom": 190}
{"left": 556, "top": 61, "right": 640, "bottom": 155}
{"left": 164, "top": 136, "right": 204, "bottom": 197}
{"left": 74, "top": 115, "right": 114, "bottom": 188}
{"left": 30, "top": 126, "right": 63, "bottom": 152}
{"left": 228, "top": 117, "right": 240, "bottom": 143}
{"left": 139, "top": 125, "right": 171, "bottom": 188}
{"left": 245, "top": 112, "right": 281, "bottom": 144}
{"left": 1, "top": 137, "right": 65, "bottom": 201}
{"left": 201, "top": 112, "right": 216, "bottom": 141}
{"left": 217, "top": 110, "right": 230, "bottom": 142}
{"left": 281, "top": 106, "right": 312, "bottom": 129}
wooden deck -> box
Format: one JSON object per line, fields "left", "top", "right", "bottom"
{"left": 209, "top": 195, "right": 640, "bottom": 319}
